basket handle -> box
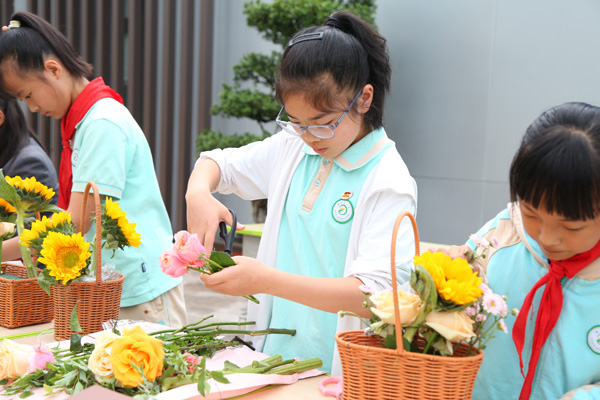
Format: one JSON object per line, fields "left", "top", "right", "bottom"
{"left": 79, "top": 182, "right": 102, "bottom": 283}
{"left": 390, "top": 211, "right": 420, "bottom": 354}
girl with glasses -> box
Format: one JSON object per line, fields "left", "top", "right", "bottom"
{"left": 186, "top": 10, "right": 417, "bottom": 374}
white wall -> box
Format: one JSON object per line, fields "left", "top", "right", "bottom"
{"left": 377, "top": 0, "right": 600, "bottom": 244}
{"left": 211, "top": 0, "right": 600, "bottom": 243}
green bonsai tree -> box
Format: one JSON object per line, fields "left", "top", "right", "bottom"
{"left": 198, "top": 0, "right": 377, "bottom": 221}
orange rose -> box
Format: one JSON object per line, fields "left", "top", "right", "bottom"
{"left": 109, "top": 326, "right": 164, "bottom": 387}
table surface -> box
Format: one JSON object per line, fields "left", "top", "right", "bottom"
{"left": 0, "top": 322, "right": 331, "bottom": 399}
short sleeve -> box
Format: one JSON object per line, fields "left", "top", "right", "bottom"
{"left": 71, "top": 118, "right": 129, "bottom": 199}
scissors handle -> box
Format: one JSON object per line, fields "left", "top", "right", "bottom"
{"left": 218, "top": 208, "right": 237, "bottom": 256}
{"left": 319, "top": 376, "right": 343, "bottom": 399}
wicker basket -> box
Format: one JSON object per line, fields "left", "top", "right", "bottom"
{"left": 50, "top": 182, "right": 124, "bottom": 340}
{"left": 0, "top": 262, "right": 53, "bottom": 328}
{"left": 335, "top": 211, "right": 484, "bottom": 400}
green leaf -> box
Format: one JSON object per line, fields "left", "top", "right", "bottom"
{"left": 69, "top": 334, "right": 84, "bottom": 353}
{"left": 36, "top": 273, "right": 52, "bottom": 295}
{"left": 384, "top": 334, "right": 397, "bottom": 349}
{"left": 19, "top": 391, "right": 34, "bottom": 398}
{"left": 209, "top": 370, "right": 230, "bottom": 384}
{"left": 0, "top": 169, "right": 21, "bottom": 206}
{"left": 209, "top": 252, "right": 236, "bottom": 268}
{"left": 69, "top": 301, "right": 83, "bottom": 333}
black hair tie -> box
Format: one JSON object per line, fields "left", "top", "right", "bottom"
{"left": 325, "top": 17, "right": 345, "bottom": 32}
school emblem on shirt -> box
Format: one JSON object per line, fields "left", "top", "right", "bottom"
{"left": 71, "top": 149, "right": 79, "bottom": 167}
{"left": 587, "top": 325, "right": 600, "bottom": 355}
{"left": 332, "top": 192, "right": 354, "bottom": 224}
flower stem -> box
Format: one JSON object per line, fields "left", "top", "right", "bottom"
{"left": 15, "top": 211, "right": 36, "bottom": 278}
{"left": 422, "top": 331, "right": 438, "bottom": 354}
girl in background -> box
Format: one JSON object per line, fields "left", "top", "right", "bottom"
{"left": 0, "top": 12, "right": 187, "bottom": 328}
{"left": 449, "top": 103, "right": 600, "bottom": 400}
{"left": 0, "top": 97, "right": 58, "bottom": 204}
{"left": 186, "top": 11, "right": 417, "bottom": 373}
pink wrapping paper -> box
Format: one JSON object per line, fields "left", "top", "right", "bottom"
{"left": 1, "top": 342, "right": 324, "bottom": 399}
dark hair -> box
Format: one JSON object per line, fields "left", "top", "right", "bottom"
{"left": 510, "top": 102, "right": 600, "bottom": 220}
{"left": 275, "top": 11, "right": 391, "bottom": 132}
{"left": 0, "top": 97, "right": 42, "bottom": 166}
{"left": 0, "top": 11, "right": 92, "bottom": 98}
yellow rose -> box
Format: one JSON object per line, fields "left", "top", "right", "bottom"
{"left": 88, "top": 331, "right": 120, "bottom": 381}
{"left": 425, "top": 311, "right": 475, "bottom": 342}
{"left": 109, "top": 326, "right": 164, "bottom": 387}
{"left": 0, "top": 339, "right": 35, "bottom": 379}
{"left": 370, "top": 289, "right": 422, "bottom": 326}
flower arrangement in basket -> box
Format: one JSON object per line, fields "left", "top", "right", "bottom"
{"left": 0, "top": 170, "right": 60, "bottom": 328}
{"left": 18, "top": 181, "right": 141, "bottom": 340}
{"left": 336, "top": 212, "right": 518, "bottom": 400}
{"left": 0, "top": 315, "right": 321, "bottom": 398}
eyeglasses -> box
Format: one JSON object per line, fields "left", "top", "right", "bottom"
{"left": 275, "top": 90, "right": 362, "bottom": 139}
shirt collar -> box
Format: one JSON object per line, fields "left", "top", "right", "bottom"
{"left": 302, "top": 127, "right": 390, "bottom": 171}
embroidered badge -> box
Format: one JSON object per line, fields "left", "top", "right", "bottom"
{"left": 341, "top": 191, "right": 353, "bottom": 200}
{"left": 71, "top": 149, "right": 79, "bottom": 167}
{"left": 587, "top": 325, "right": 600, "bottom": 355}
{"left": 332, "top": 197, "right": 354, "bottom": 224}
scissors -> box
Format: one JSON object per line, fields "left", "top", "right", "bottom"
{"left": 319, "top": 376, "right": 343, "bottom": 399}
{"left": 218, "top": 208, "right": 237, "bottom": 256}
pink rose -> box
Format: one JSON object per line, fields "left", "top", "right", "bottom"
{"left": 183, "top": 352, "right": 199, "bottom": 373}
{"left": 173, "top": 231, "right": 208, "bottom": 263}
{"left": 159, "top": 249, "right": 188, "bottom": 278}
{"left": 28, "top": 344, "right": 54, "bottom": 372}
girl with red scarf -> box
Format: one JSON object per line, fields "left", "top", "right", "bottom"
{"left": 0, "top": 12, "right": 187, "bottom": 328}
{"left": 444, "top": 102, "right": 600, "bottom": 400}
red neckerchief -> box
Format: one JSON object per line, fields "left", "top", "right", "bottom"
{"left": 513, "top": 238, "right": 600, "bottom": 399}
{"left": 58, "top": 77, "right": 123, "bottom": 209}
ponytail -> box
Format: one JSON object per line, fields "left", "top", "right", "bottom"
{"left": 276, "top": 11, "right": 391, "bottom": 132}
{"left": 0, "top": 11, "right": 92, "bottom": 96}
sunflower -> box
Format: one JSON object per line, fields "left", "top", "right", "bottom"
{"left": 103, "top": 198, "right": 141, "bottom": 248}
{"left": 413, "top": 251, "right": 482, "bottom": 305}
{"left": 0, "top": 198, "right": 17, "bottom": 218}
{"left": 19, "top": 212, "right": 75, "bottom": 251}
{"left": 4, "top": 176, "right": 55, "bottom": 212}
{"left": 38, "top": 231, "right": 91, "bottom": 284}
{"left": 5, "top": 176, "right": 55, "bottom": 200}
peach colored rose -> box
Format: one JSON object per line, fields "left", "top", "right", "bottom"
{"left": 173, "top": 230, "right": 207, "bottom": 263}
{"left": 425, "top": 311, "right": 476, "bottom": 342}
{"left": 109, "top": 326, "right": 164, "bottom": 387}
{"left": 370, "top": 289, "right": 422, "bottom": 326}
{"left": 88, "top": 330, "right": 120, "bottom": 381}
{"left": 0, "top": 339, "right": 35, "bottom": 379}
{"left": 0, "top": 222, "right": 15, "bottom": 238}
{"left": 159, "top": 249, "right": 188, "bottom": 278}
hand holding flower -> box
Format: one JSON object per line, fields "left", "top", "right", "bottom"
{"left": 200, "top": 255, "right": 269, "bottom": 298}
{"left": 160, "top": 230, "right": 259, "bottom": 303}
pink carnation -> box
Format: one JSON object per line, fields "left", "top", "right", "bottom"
{"left": 173, "top": 231, "right": 208, "bottom": 263}
{"left": 159, "top": 249, "right": 188, "bottom": 278}
{"left": 28, "top": 345, "right": 54, "bottom": 372}
{"left": 358, "top": 284, "right": 376, "bottom": 294}
{"left": 469, "top": 234, "right": 489, "bottom": 248}
{"left": 482, "top": 292, "right": 508, "bottom": 317}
